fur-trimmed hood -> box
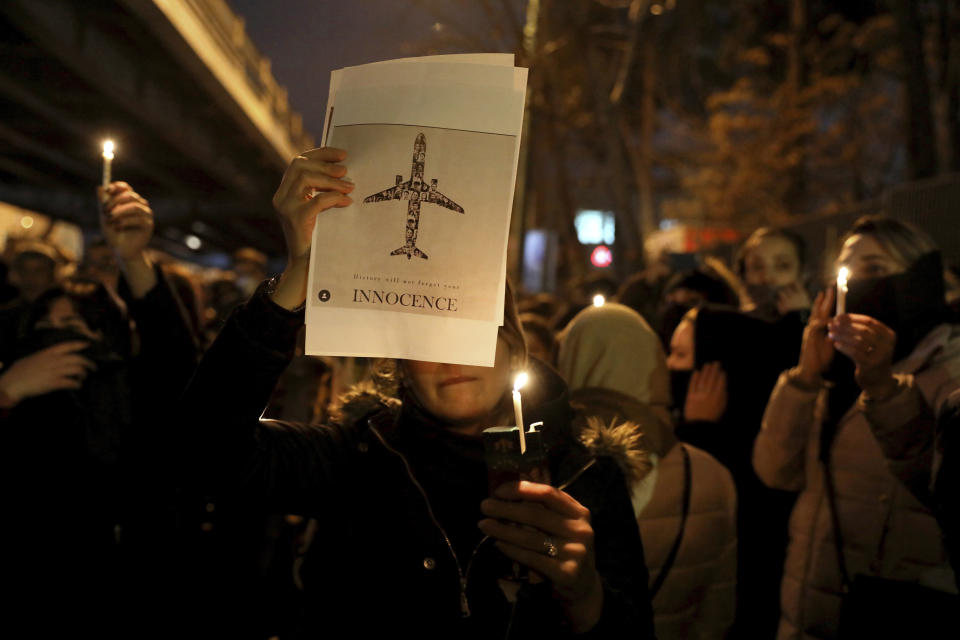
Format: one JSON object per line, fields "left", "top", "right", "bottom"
{"left": 329, "top": 377, "right": 401, "bottom": 428}
{"left": 578, "top": 415, "right": 653, "bottom": 488}
{"left": 329, "top": 361, "right": 653, "bottom": 488}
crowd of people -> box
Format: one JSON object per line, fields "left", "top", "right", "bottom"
{"left": 1, "top": 147, "right": 959, "bottom": 639}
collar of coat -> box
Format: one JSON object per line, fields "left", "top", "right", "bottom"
{"left": 894, "top": 323, "right": 959, "bottom": 375}
{"left": 329, "top": 357, "right": 652, "bottom": 488}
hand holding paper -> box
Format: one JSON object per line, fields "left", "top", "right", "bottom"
{"left": 270, "top": 148, "right": 354, "bottom": 309}
{"left": 272, "top": 147, "right": 354, "bottom": 262}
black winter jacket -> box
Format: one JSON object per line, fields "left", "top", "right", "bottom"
{"left": 181, "top": 285, "right": 655, "bottom": 639}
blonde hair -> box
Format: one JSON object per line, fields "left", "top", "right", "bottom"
{"left": 842, "top": 215, "right": 937, "bottom": 269}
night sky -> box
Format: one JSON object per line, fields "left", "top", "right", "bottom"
{"left": 227, "top": 0, "right": 521, "bottom": 140}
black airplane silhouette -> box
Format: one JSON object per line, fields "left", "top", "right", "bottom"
{"left": 363, "top": 133, "right": 464, "bottom": 259}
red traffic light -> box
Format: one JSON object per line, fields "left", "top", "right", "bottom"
{"left": 590, "top": 245, "right": 613, "bottom": 268}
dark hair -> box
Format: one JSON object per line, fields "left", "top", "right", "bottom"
{"left": 519, "top": 313, "right": 557, "bottom": 365}
{"left": 841, "top": 215, "right": 937, "bottom": 268}
{"left": 735, "top": 227, "right": 807, "bottom": 279}
{"left": 27, "top": 278, "right": 131, "bottom": 357}
{"left": 663, "top": 267, "right": 740, "bottom": 307}
{"left": 576, "top": 272, "right": 620, "bottom": 300}
{"left": 13, "top": 244, "right": 57, "bottom": 270}
{"left": 518, "top": 292, "right": 563, "bottom": 321}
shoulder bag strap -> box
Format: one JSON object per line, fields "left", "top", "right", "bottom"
{"left": 819, "top": 414, "right": 853, "bottom": 590}
{"left": 649, "top": 444, "right": 692, "bottom": 598}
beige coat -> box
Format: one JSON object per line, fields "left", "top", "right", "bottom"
{"left": 572, "top": 388, "right": 737, "bottom": 640}
{"left": 754, "top": 323, "right": 960, "bottom": 640}
{"left": 639, "top": 441, "right": 738, "bottom": 640}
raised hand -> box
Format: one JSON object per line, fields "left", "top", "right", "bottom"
{"left": 98, "top": 181, "right": 154, "bottom": 261}
{"left": 776, "top": 281, "right": 812, "bottom": 315}
{"left": 96, "top": 181, "right": 157, "bottom": 297}
{"left": 269, "top": 148, "right": 354, "bottom": 309}
{"left": 479, "top": 481, "right": 604, "bottom": 633}
{"left": 795, "top": 288, "right": 836, "bottom": 386}
{"left": 684, "top": 361, "right": 728, "bottom": 422}
{"left": 0, "top": 342, "right": 95, "bottom": 405}
{"left": 828, "top": 313, "right": 898, "bottom": 400}
{"left": 272, "top": 147, "right": 354, "bottom": 263}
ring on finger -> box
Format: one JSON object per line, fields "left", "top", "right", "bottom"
{"left": 543, "top": 536, "right": 559, "bottom": 558}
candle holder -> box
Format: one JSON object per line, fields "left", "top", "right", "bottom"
{"left": 481, "top": 424, "right": 551, "bottom": 494}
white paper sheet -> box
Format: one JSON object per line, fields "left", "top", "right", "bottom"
{"left": 306, "top": 56, "right": 526, "bottom": 366}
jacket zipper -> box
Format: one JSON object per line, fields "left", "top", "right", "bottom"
{"left": 369, "top": 423, "right": 478, "bottom": 617}
{"left": 368, "top": 423, "right": 599, "bottom": 619}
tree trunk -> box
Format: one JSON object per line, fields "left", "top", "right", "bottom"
{"left": 943, "top": 0, "right": 960, "bottom": 171}
{"left": 585, "top": 42, "right": 642, "bottom": 276}
{"left": 893, "top": 0, "right": 939, "bottom": 179}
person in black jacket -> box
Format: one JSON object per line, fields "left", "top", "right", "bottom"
{"left": 180, "top": 147, "right": 655, "bottom": 639}
{"left": 0, "top": 181, "right": 199, "bottom": 637}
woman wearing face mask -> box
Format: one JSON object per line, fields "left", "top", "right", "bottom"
{"left": 180, "top": 147, "right": 654, "bottom": 639}
{"left": 736, "top": 228, "right": 811, "bottom": 323}
{"left": 754, "top": 215, "right": 960, "bottom": 640}
{"left": 666, "top": 306, "right": 797, "bottom": 639}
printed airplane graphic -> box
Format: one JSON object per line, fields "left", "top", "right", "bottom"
{"left": 363, "top": 133, "right": 464, "bottom": 259}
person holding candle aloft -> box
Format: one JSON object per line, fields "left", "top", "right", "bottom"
{"left": 2, "top": 178, "right": 198, "bottom": 636}
{"left": 753, "top": 215, "right": 959, "bottom": 640}
{"left": 179, "top": 147, "right": 654, "bottom": 639}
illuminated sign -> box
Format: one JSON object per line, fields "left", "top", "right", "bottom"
{"left": 575, "top": 210, "right": 615, "bottom": 245}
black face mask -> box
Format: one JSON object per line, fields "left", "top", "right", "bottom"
{"left": 745, "top": 283, "right": 781, "bottom": 321}
{"left": 14, "top": 327, "right": 130, "bottom": 466}
{"left": 669, "top": 369, "right": 693, "bottom": 414}
{"left": 14, "top": 327, "right": 124, "bottom": 369}
{"left": 844, "top": 251, "right": 949, "bottom": 363}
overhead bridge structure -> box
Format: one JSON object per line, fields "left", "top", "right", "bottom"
{"left": 0, "top": 0, "right": 314, "bottom": 258}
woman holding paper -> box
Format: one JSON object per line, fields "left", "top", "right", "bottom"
{"left": 753, "top": 215, "right": 960, "bottom": 640}
{"left": 182, "top": 147, "right": 654, "bottom": 638}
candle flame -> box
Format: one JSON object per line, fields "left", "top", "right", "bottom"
{"left": 592, "top": 294, "right": 605, "bottom": 307}
{"left": 513, "top": 372, "right": 528, "bottom": 392}
{"left": 102, "top": 140, "right": 115, "bottom": 159}
{"left": 837, "top": 266, "right": 849, "bottom": 288}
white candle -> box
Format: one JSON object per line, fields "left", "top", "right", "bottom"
{"left": 513, "top": 372, "right": 528, "bottom": 454}
{"left": 836, "top": 266, "right": 849, "bottom": 315}
{"left": 102, "top": 140, "right": 115, "bottom": 189}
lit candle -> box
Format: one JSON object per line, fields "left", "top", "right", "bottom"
{"left": 592, "top": 294, "right": 605, "bottom": 307}
{"left": 513, "top": 372, "right": 528, "bottom": 454}
{"left": 836, "top": 266, "right": 849, "bottom": 315}
{"left": 101, "top": 140, "right": 115, "bottom": 189}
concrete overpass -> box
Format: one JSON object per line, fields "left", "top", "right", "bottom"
{"left": 0, "top": 0, "right": 315, "bottom": 261}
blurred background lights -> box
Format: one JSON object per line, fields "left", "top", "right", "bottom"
{"left": 185, "top": 234, "right": 202, "bottom": 250}
{"left": 590, "top": 244, "right": 613, "bottom": 268}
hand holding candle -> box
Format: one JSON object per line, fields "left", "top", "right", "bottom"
{"left": 101, "top": 140, "right": 115, "bottom": 190}
{"left": 836, "top": 266, "right": 849, "bottom": 315}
